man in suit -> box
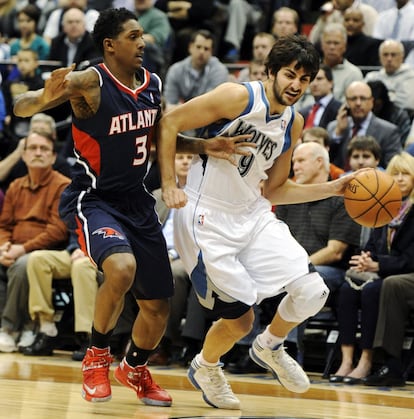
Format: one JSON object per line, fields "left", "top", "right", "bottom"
{"left": 48, "top": 7, "right": 100, "bottom": 68}
{"left": 298, "top": 64, "right": 342, "bottom": 130}
{"left": 327, "top": 81, "right": 402, "bottom": 169}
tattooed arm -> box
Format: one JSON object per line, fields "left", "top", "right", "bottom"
{"left": 14, "top": 65, "right": 100, "bottom": 119}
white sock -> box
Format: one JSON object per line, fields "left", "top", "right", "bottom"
{"left": 40, "top": 321, "right": 58, "bottom": 337}
{"left": 257, "top": 326, "right": 285, "bottom": 349}
{"left": 196, "top": 351, "right": 219, "bottom": 367}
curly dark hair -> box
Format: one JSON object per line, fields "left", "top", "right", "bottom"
{"left": 92, "top": 8, "right": 138, "bottom": 55}
{"left": 266, "top": 34, "right": 320, "bottom": 82}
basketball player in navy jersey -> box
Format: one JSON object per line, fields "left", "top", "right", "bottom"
{"left": 14, "top": 8, "right": 252, "bottom": 406}
{"left": 157, "top": 35, "right": 363, "bottom": 409}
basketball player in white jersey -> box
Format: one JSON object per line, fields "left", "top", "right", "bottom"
{"left": 157, "top": 35, "right": 359, "bottom": 410}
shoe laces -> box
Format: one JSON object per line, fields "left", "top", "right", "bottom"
{"left": 83, "top": 353, "right": 112, "bottom": 377}
{"left": 127, "top": 366, "right": 161, "bottom": 393}
{"left": 272, "top": 347, "right": 299, "bottom": 375}
{"left": 205, "top": 365, "right": 234, "bottom": 396}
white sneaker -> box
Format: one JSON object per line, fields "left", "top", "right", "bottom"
{"left": 188, "top": 356, "right": 240, "bottom": 410}
{"left": 249, "top": 338, "right": 310, "bottom": 393}
{"left": 0, "top": 330, "right": 17, "bottom": 353}
{"left": 17, "top": 330, "right": 36, "bottom": 349}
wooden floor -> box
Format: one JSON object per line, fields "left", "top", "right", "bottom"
{"left": 1, "top": 351, "right": 413, "bottom": 419}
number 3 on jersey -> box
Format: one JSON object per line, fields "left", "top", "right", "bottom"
{"left": 133, "top": 135, "right": 148, "bottom": 166}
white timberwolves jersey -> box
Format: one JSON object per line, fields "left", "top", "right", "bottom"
{"left": 186, "top": 81, "right": 295, "bottom": 207}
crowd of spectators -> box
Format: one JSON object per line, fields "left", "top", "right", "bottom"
{"left": 0, "top": 0, "right": 413, "bottom": 388}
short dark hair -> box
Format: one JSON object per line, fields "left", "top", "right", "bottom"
{"left": 266, "top": 34, "right": 320, "bottom": 81}
{"left": 190, "top": 29, "right": 215, "bottom": 48}
{"left": 92, "top": 8, "right": 137, "bottom": 55}
{"left": 318, "top": 63, "right": 333, "bottom": 82}
{"left": 302, "top": 126, "right": 330, "bottom": 147}
{"left": 18, "top": 4, "right": 41, "bottom": 25}
{"left": 347, "top": 135, "right": 381, "bottom": 160}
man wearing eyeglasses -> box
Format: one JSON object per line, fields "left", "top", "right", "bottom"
{"left": 327, "top": 80, "right": 402, "bottom": 170}
{"left": 0, "top": 130, "right": 70, "bottom": 353}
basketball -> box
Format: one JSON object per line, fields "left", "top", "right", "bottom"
{"left": 344, "top": 168, "right": 402, "bottom": 228}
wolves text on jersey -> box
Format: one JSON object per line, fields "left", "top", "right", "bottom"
{"left": 232, "top": 119, "right": 279, "bottom": 160}
{"left": 231, "top": 119, "right": 281, "bottom": 176}
{"left": 108, "top": 109, "right": 158, "bottom": 135}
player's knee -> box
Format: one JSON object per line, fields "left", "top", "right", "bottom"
{"left": 139, "top": 298, "right": 170, "bottom": 323}
{"left": 102, "top": 253, "right": 136, "bottom": 294}
{"left": 279, "top": 272, "right": 329, "bottom": 323}
{"left": 226, "top": 307, "right": 255, "bottom": 339}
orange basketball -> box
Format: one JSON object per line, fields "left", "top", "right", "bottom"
{"left": 344, "top": 169, "right": 402, "bottom": 228}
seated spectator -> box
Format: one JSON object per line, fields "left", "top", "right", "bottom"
{"left": 343, "top": 7, "right": 381, "bottom": 67}
{"left": 330, "top": 151, "right": 414, "bottom": 384}
{"left": 364, "top": 272, "right": 414, "bottom": 387}
{"left": 0, "top": 129, "right": 70, "bottom": 353}
{"left": 298, "top": 64, "right": 342, "bottom": 130}
{"left": 301, "top": 126, "right": 344, "bottom": 180}
{"left": 48, "top": 7, "right": 100, "bottom": 69}
{"left": 320, "top": 22, "right": 363, "bottom": 102}
{"left": 237, "top": 31, "right": 274, "bottom": 82}
{"left": 163, "top": 29, "right": 229, "bottom": 113}
{"left": 22, "top": 230, "right": 99, "bottom": 360}
{"left": 270, "top": 6, "right": 299, "bottom": 39}
{"left": 367, "top": 79, "right": 412, "bottom": 147}
{"left": 9, "top": 4, "right": 49, "bottom": 60}
{"left": 344, "top": 134, "right": 382, "bottom": 173}
{"left": 364, "top": 39, "right": 414, "bottom": 116}
{"left": 42, "top": 0, "right": 99, "bottom": 44}
{"left": 327, "top": 80, "right": 402, "bottom": 170}
{"left": 2, "top": 49, "right": 44, "bottom": 141}
{"left": 0, "top": 113, "right": 72, "bottom": 192}
{"left": 276, "top": 142, "right": 360, "bottom": 304}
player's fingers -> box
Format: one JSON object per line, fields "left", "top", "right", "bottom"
{"left": 233, "top": 134, "right": 253, "bottom": 143}
{"left": 234, "top": 146, "right": 253, "bottom": 156}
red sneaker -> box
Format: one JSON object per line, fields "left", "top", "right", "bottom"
{"left": 82, "top": 347, "right": 113, "bottom": 402}
{"left": 114, "top": 359, "right": 172, "bottom": 406}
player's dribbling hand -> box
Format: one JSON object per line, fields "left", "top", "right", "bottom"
{"left": 329, "top": 168, "right": 371, "bottom": 195}
{"left": 162, "top": 186, "right": 188, "bottom": 209}
{"left": 204, "top": 134, "right": 255, "bottom": 165}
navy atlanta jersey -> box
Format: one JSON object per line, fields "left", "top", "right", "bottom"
{"left": 70, "top": 63, "right": 162, "bottom": 193}
{"left": 186, "top": 81, "right": 295, "bottom": 207}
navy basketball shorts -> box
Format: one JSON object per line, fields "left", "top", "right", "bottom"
{"left": 60, "top": 187, "right": 174, "bottom": 300}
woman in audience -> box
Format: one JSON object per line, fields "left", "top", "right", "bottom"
{"left": 330, "top": 151, "right": 414, "bottom": 384}
{"left": 9, "top": 4, "right": 49, "bottom": 60}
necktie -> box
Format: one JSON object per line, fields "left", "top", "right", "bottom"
{"left": 351, "top": 123, "right": 360, "bottom": 139}
{"left": 344, "top": 124, "right": 361, "bottom": 171}
{"left": 391, "top": 11, "right": 401, "bottom": 39}
{"left": 304, "top": 102, "right": 321, "bottom": 129}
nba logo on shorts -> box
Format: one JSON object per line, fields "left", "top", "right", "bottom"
{"left": 198, "top": 214, "right": 205, "bottom": 225}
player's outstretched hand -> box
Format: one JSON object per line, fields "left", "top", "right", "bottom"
{"left": 43, "top": 64, "right": 75, "bottom": 103}
{"left": 204, "top": 134, "right": 255, "bottom": 165}
{"left": 329, "top": 168, "right": 371, "bottom": 195}
{"left": 162, "top": 186, "right": 188, "bottom": 209}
